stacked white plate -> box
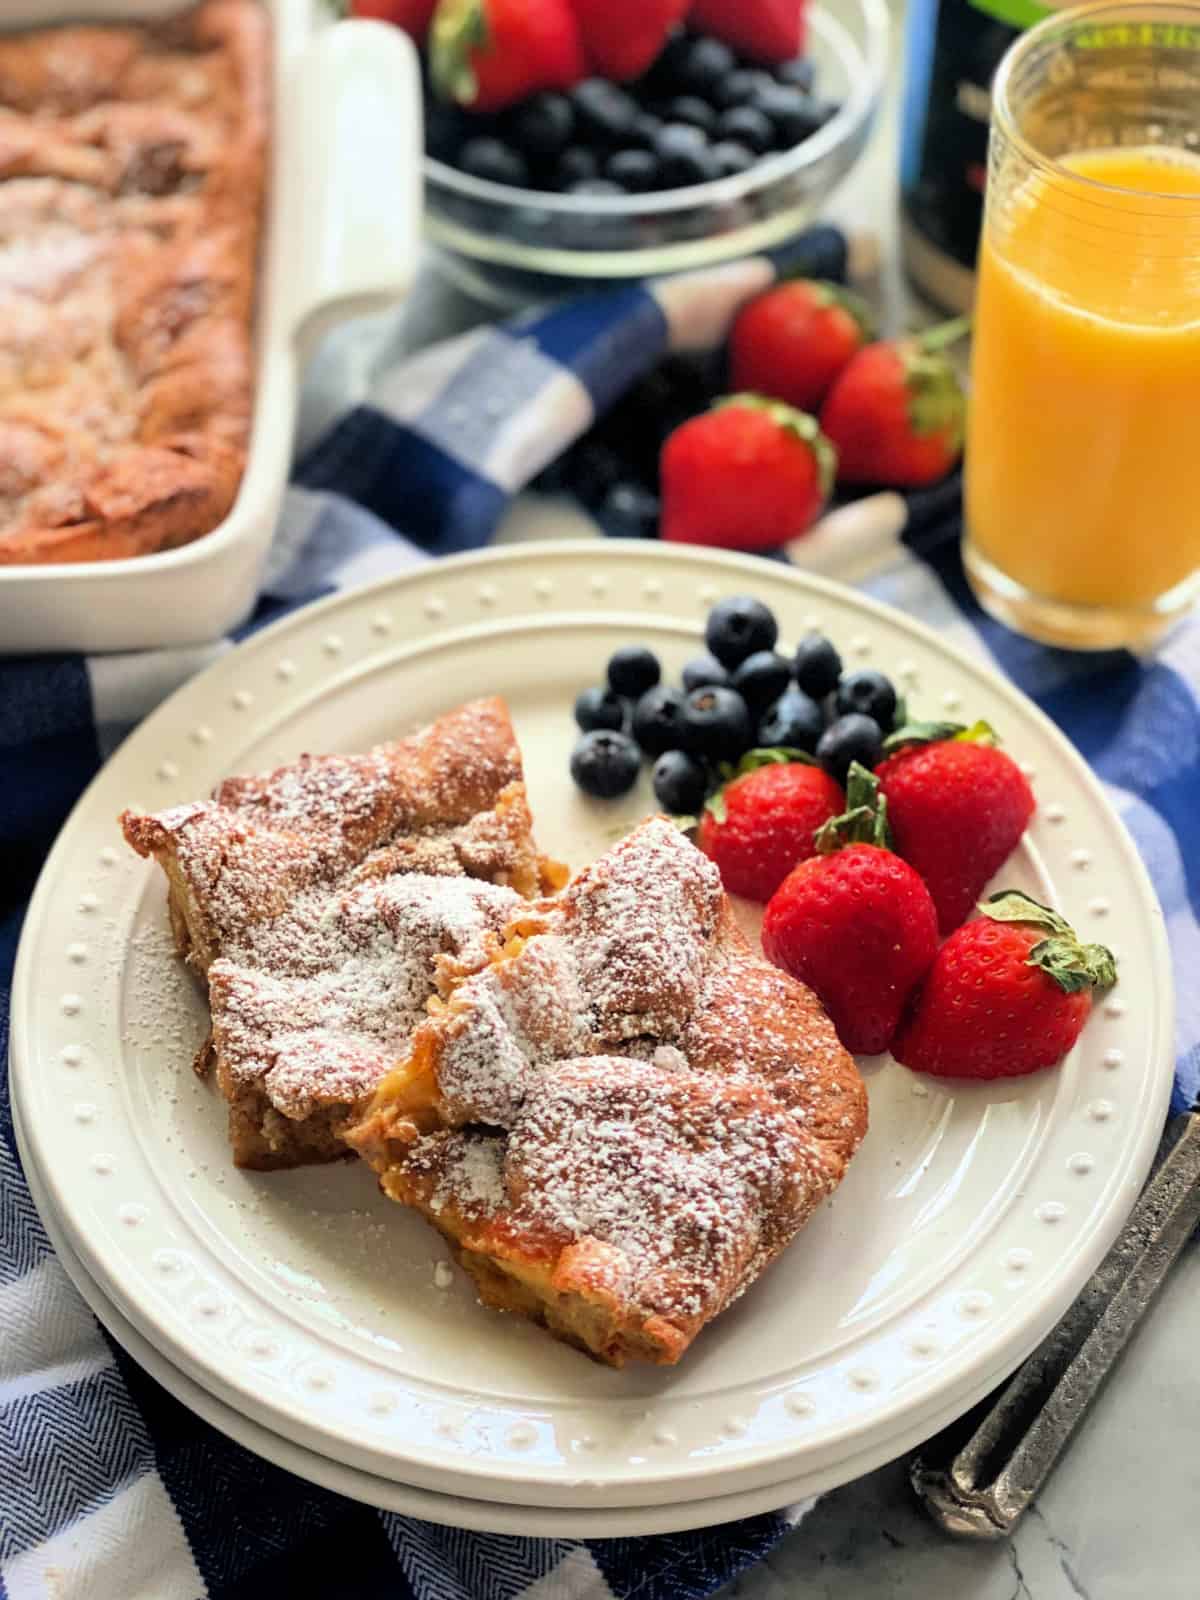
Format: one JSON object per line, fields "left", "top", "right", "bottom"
{"left": 10, "top": 544, "right": 1175, "bottom": 1536}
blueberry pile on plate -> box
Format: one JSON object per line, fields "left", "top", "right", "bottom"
{"left": 569, "top": 595, "right": 905, "bottom": 809}
{"left": 427, "top": 28, "right": 839, "bottom": 196}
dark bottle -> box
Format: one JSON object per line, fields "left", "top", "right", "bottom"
{"left": 900, "top": 0, "right": 1050, "bottom": 312}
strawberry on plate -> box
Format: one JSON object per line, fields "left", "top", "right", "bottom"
{"left": 660, "top": 394, "right": 836, "bottom": 552}
{"left": 348, "top": 0, "right": 438, "bottom": 40}
{"left": 690, "top": 0, "right": 809, "bottom": 65}
{"left": 893, "top": 891, "right": 1118, "bottom": 1080}
{"left": 730, "top": 280, "right": 875, "bottom": 414}
{"left": 431, "top": 0, "right": 587, "bottom": 112}
{"left": 819, "top": 317, "right": 969, "bottom": 488}
{"left": 697, "top": 754, "right": 845, "bottom": 902}
{"left": 761, "top": 764, "right": 939, "bottom": 1055}
{"left": 571, "top": 0, "right": 688, "bottom": 80}
{"left": 876, "top": 720, "right": 1035, "bottom": 935}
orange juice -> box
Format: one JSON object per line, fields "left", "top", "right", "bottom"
{"left": 966, "top": 146, "right": 1200, "bottom": 617}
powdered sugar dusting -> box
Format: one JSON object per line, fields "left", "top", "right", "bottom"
{"left": 121, "top": 700, "right": 542, "bottom": 1160}
{"left": 362, "top": 818, "right": 865, "bottom": 1353}
{"left": 567, "top": 819, "right": 722, "bottom": 1041}
{"left": 210, "top": 874, "right": 521, "bottom": 1120}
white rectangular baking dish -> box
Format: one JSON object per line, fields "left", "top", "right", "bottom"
{"left": 0, "top": 0, "right": 422, "bottom": 655}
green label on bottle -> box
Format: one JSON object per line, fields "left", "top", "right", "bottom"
{"left": 968, "top": 0, "right": 1051, "bottom": 27}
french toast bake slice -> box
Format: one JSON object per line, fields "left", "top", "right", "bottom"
{"left": 0, "top": 0, "right": 267, "bottom": 564}
{"left": 347, "top": 817, "right": 868, "bottom": 1366}
{"left": 122, "top": 698, "right": 561, "bottom": 1170}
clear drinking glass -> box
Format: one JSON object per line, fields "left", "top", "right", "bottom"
{"left": 963, "top": 3, "right": 1200, "bottom": 650}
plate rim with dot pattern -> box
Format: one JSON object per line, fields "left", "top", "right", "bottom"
{"left": 7, "top": 541, "right": 1175, "bottom": 1520}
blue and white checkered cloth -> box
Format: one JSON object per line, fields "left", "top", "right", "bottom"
{"left": 3, "top": 228, "right": 1198, "bottom": 1600}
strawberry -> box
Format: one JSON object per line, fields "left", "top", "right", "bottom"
{"left": 690, "top": 0, "right": 808, "bottom": 64}
{"left": 761, "top": 765, "right": 939, "bottom": 1055}
{"left": 875, "top": 721, "right": 1035, "bottom": 935}
{"left": 697, "top": 755, "right": 845, "bottom": 902}
{"left": 893, "top": 892, "right": 1118, "bottom": 1080}
{"left": 660, "top": 394, "right": 836, "bottom": 552}
{"left": 819, "top": 317, "right": 970, "bottom": 488}
{"left": 571, "top": 0, "right": 688, "bottom": 80}
{"left": 730, "top": 281, "right": 875, "bottom": 414}
{"left": 349, "top": 0, "right": 438, "bottom": 40}
{"left": 431, "top": 0, "right": 587, "bottom": 113}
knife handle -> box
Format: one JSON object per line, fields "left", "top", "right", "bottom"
{"left": 910, "top": 1112, "right": 1200, "bottom": 1539}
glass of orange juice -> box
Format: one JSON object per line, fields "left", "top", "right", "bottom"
{"left": 964, "top": 3, "right": 1200, "bottom": 650}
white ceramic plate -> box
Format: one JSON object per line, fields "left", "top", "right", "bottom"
{"left": 11, "top": 543, "right": 1174, "bottom": 1514}
{"left": 11, "top": 1087, "right": 1064, "bottom": 1538}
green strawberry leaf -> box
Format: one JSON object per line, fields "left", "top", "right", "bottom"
{"left": 702, "top": 747, "right": 818, "bottom": 829}
{"left": 980, "top": 891, "right": 1118, "bottom": 994}
{"left": 882, "top": 718, "right": 998, "bottom": 754}
{"left": 430, "top": 0, "right": 488, "bottom": 104}
{"left": 713, "top": 393, "right": 837, "bottom": 500}
{"left": 979, "top": 890, "right": 1072, "bottom": 935}
{"left": 917, "top": 315, "right": 972, "bottom": 355}
{"left": 814, "top": 762, "right": 893, "bottom": 853}
{"left": 673, "top": 814, "right": 699, "bottom": 833}
{"left": 783, "top": 280, "right": 878, "bottom": 342}
{"left": 733, "top": 746, "right": 818, "bottom": 774}
{"left": 1027, "top": 935, "right": 1119, "bottom": 995}
{"left": 899, "top": 321, "right": 970, "bottom": 448}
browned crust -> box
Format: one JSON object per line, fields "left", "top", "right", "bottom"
{"left": 0, "top": 1, "right": 268, "bottom": 566}
{"left": 348, "top": 822, "right": 868, "bottom": 1367}
{"left": 122, "top": 699, "right": 552, "bottom": 1172}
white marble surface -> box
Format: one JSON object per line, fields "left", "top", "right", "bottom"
{"left": 717, "top": 1237, "right": 1200, "bottom": 1600}
{"left": 294, "top": 5, "right": 1200, "bottom": 1590}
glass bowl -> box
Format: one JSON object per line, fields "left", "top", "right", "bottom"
{"left": 424, "top": 0, "right": 891, "bottom": 308}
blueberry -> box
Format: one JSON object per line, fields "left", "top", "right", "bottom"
{"left": 632, "top": 684, "right": 689, "bottom": 756}
{"left": 631, "top": 113, "right": 665, "bottom": 148}
{"left": 711, "top": 140, "right": 756, "bottom": 177}
{"left": 682, "top": 686, "right": 753, "bottom": 762}
{"left": 673, "top": 35, "right": 737, "bottom": 96}
{"left": 425, "top": 100, "right": 472, "bottom": 163}
{"left": 654, "top": 122, "right": 720, "bottom": 188}
{"left": 835, "top": 669, "right": 899, "bottom": 732}
{"left": 653, "top": 749, "right": 710, "bottom": 815}
{"left": 715, "top": 68, "right": 775, "bottom": 108}
{"left": 794, "top": 94, "right": 841, "bottom": 136}
{"left": 646, "top": 30, "right": 695, "bottom": 89}
{"left": 574, "top": 686, "right": 627, "bottom": 733}
{"left": 731, "top": 650, "right": 792, "bottom": 712}
{"left": 664, "top": 95, "right": 717, "bottom": 135}
{"left": 817, "top": 714, "right": 883, "bottom": 785}
{"left": 682, "top": 653, "right": 731, "bottom": 693}
{"left": 750, "top": 82, "right": 824, "bottom": 146}
{"left": 716, "top": 106, "right": 774, "bottom": 154}
{"left": 606, "top": 148, "right": 660, "bottom": 193}
{"left": 601, "top": 481, "right": 661, "bottom": 537}
{"left": 458, "top": 137, "right": 530, "bottom": 186}
{"left": 608, "top": 645, "right": 662, "bottom": 698}
{"left": 793, "top": 634, "right": 843, "bottom": 700}
{"left": 571, "top": 79, "right": 640, "bottom": 145}
{"left": 510, "top": 93, "right": 575, "bottom": 161}
{"left": 568, "top": 178, "right": 626, "bottom": 197}
{"left": 757, "top": 688, "right": 824, "bottom": 753}
{"left": 775, "top": 57, "right": 817, "bottom": 93}
{"left": 570, "top": 730, "right": 641, "bottom": 799}
{"left": 555, "top": 147, "right": 600, "bottom": 187}
{"left": 705, "top": 595, "right": 779, "bottom": 666}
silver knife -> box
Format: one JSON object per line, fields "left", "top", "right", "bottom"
{"left": 910, "top": 1106, "right": 1200, "bottom": 1539}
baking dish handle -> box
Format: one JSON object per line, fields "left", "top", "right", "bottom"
{"left": 283, "top": 19, "right": 423, "bottom": 351}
